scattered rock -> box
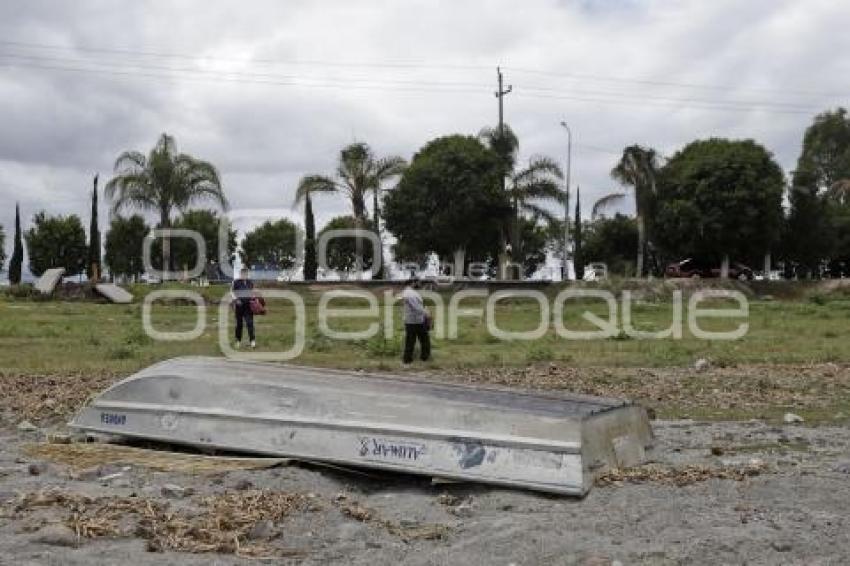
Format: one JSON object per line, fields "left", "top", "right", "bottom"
{"left": 783, "top": 413, "right": 805, "bottom": 424}
{"left": 710, "top": 445, "right": 724, "bottom": 456}
{"left": 33, "top": 524, "right": 79, "bottom": 548}
{"left": 771, "top": 541, "right": 792, "bottom": 552}
{"left": 161, "top": 483, "right": 193, "bottom": 498}
{"left": 27, "top": 462, "right": 47, "bottom": 476}
{"left": 833, "top": 462, "right": 850, "bottom": 474}
{"left": 247, "top": 519, "right": 276, "bottom": 540}
{"left": 437, "top": 493, "right": 461, "bottom": 506}
{"left": 17, "top": 420, "right": 38, "bottom": 432}
{"left": 694, "top": 358, "right": 710, "bottom": 372}
{"left": 448, "top": 501, "right": 474, "bottom": 518}
{"left": 234, "top": 479, "right": 254, "bottom": 491}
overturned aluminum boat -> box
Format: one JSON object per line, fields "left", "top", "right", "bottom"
{"left": 70, "top": 357, "right": 652, "bottom": 495}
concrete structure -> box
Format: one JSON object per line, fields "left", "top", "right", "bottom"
{"left": 34, "top": 268, "right": 65, "bottom": 294}
{"left": 70, "top": 357, "right": 653, "bottom": 495}
{"left": 95, "top": 283, "right": 134, "bottom": 304}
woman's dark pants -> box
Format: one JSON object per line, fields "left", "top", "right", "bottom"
{"left": 235, "top": 302, "right": 255, "bottom": 343}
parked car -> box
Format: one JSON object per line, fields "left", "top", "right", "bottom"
{"left": 665, "top": 258, "right": 754, "bottom": 280}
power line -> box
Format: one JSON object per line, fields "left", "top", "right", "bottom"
{"left": 2, "top": 39, "right": 840, "bottom": 100}
{"left": 0, "top": 52, "right": 826, "bottom": 116}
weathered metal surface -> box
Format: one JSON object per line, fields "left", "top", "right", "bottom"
{"left": 34, "top": 268, "right": 65, "bottom": 294}
{"left": 70, "top": 357, "right": 652, "bottom": 495}
{"left": 95, "top": 283, "right": 134, "bottom": 304}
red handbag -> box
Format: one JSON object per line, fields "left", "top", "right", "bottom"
{"left": 249, "top": 296, "right": 266, "bottom": 315}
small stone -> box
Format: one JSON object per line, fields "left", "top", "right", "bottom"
{"left": 833, "top": 462, "right": 850, "bottom": 474}
{"left": 28, "top": 462, "right": 47, "bottom": 476}
{"left": 247, "top": 519, "right": 276, "bottom": 540}
{"left": 783, "top": 413, "right": 805, "bottom": 424}
{"left": 234, "top": 479, "right": 254, "bottom": 491}
{"left": 694, "top": 358, "right": 710, "bottom": 372}
{"left": 710, "top": 445, "right": 724, "bottom": 456}
{"left": 161, "top": 483, "right": 188, "bottom": 498}
{"left": 17, "top": 420, "right": 38, "bottom": 432}
{"left": 33, "top": 524, "right": 79, "bottom": 547}
{"left": 771, "top": 541, "right": 792, "bottom": 552}
{"left": 449, "top": 502, "right": 474, "bottom": 518}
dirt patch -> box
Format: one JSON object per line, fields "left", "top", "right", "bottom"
{"left": 595, "top": 461, "right": 770, "bottom": 488}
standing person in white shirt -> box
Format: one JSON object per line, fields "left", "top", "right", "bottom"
{"left": 401, "top": 279, "right": 430, "bottom": 365}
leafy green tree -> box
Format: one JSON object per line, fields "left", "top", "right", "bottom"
{"left": 87, "top": 175, "right": 102, "bottom": 281}
{"left": 104, "top": 214, "right": 150, "bottom": 280}
{"left": 611, "top": 145, "right": 660, "bottom": 277}
{"left": 294, "top": 142, "right": 405, "bottom": 276}
{"left": 153, "top": 209, "right": 237, "bottom": 275}
{"left": 240, "top": 219, "right": 300, "bottom": 271}
{"left": 479, "top": 124, "right": 564, "bottom": 269}
{"left": 9, "top": 203, "right": 23, "bottom": 284}
{"left": 318, "top": 215, "right": 375, "bottom": 275}
{"left": 303, "top": 194, "right": 318, "bottom": 280}
{"left": 105, "top": 133, "right": 227, "bottom": 276}
{"left": 383, "top": 135, "right": 507, "bottom": 271}
{"left": 787, "top": 108, "right": 850, "bottom": 276}
{"left": 25, "top": 212, "right": 88, "bottom": 277}
{"left": 573, "top": 188, "right": 584, "bottom": 280}
{"left": 582, "top": 214, "right": 639, "bottom": 277}
{"left": 654, "top": 139, "right": 785, "bottom": 273}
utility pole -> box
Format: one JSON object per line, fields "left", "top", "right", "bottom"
{"left": 495, "top": 67, "right": 512, "bottom": 278}
{"left": 560, "top": 121, "right": 572, "bottom": 281}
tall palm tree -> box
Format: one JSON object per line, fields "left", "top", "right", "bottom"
{"left": 480, "top": 125, "right": 564, "bottom": 274}
{"left": 611, "top": 145, "right": 659, "bottom": 278}
{"left": 294, "top": 142, "right": 406, "bottom": 278}
{"left": 591, "top": 192, "right": 626, "bottom": 220}
{"left": 105, "top": 133, "right": 227, "bottom": 276}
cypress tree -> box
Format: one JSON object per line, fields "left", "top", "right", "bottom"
{"left": 303, "top": 193, "right": 318, "bottom": 280}
{"left": 9, "top": 203, "right": 23, "bottom": 285}
{"left": 87, "top": 174, "right": 102, "bottom": 281}
{"left": 574, "top": 187, "right": 584, "bottom": 280}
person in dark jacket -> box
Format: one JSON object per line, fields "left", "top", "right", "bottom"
{"left": 231, "top": 268, "right": 256, "bottom": 349}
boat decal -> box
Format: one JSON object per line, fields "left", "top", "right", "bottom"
{"left": 100, "top": 412, "right": 127, "bottom": 426}
{"left": 359, "top": 437, "right": 426, "bottom": 461}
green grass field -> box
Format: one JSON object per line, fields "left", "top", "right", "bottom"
{"left": 1, "top": 283, "right": 848, "bottom": 424}
{"left": 1, "top": 284, "right": 848, "bottom": 375}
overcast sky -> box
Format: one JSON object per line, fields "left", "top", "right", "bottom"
{"left": 1, "top": 0, "right": 849, "bottom": 261}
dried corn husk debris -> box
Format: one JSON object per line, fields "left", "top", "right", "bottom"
{"left": 333, "top": 493, "right": 449, "bottom": 542}
{"left": 3, "top": 488, "right": 308, "bottom": 558}
{"left": 24, "top": 442, "right": 288, "bottom": 474}
{"left": 595, "top": 461, "right": 770, "bottom": 488}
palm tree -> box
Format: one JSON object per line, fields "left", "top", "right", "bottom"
{"left": 480, "top": 125, "right": 564, "bottom": 275}
{"left": 294, "top": 142, "right": 406, "bottom": 278}
{"left": 105, "top": 133, "right": 227, "bottom": 277}
{"left": 611, "top": 145, "right": 659, "bottom": 278}
{"left": 591, "top": 192, "right": 627, "bottom": 220}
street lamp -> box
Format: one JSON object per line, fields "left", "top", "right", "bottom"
{"left": 560, "top": 121, "right": 572, "bottom": 281}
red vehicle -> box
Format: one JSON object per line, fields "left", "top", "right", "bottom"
{"left": 665, "top": 258, "right": 754, "bottom": 280}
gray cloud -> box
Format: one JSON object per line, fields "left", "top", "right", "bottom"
{"left": 1, "top": 0, "right": 849, "bottom": 261}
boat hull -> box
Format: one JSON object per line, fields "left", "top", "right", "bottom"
{"left": 70, "top": 357, "right": 652, "bottom": 495}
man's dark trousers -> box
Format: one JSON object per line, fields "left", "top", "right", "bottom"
{"left": 403, "top": 323, "right": 430, "bottom": 363}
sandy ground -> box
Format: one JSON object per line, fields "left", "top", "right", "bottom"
{"left": 1, "top": 417, "right": 848, "bottom": 566}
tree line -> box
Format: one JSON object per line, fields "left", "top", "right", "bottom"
{"left": 3, "top": 108, "right": 850, "bottom": 282}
